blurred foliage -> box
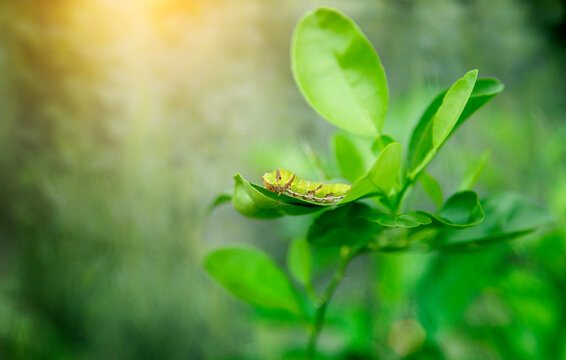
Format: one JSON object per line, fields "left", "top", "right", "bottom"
{"left": 0, "top": 0, "right": 565, "bottom": 359}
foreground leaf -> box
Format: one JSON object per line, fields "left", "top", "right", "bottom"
{"left": 292, "top": 8, "right": 388, "bottom": 137}
{"left": 205, "top": 246, "right": 302, "bottom": 315}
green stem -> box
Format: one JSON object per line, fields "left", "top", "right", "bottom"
{"left": 393, "top": 178, "right": 414, "bottom": 214}
{"left": 306, "top": 249, "right": 356, "bottom": 359}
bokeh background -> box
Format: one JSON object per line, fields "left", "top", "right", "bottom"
{"left": 1, "top": 1, "right": 565, "bottom": 359}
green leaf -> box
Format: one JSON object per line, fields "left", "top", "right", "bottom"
{"left": 424, "top": 192, "right": 555, "bottom": 250}
{"left": 287, "top": 238, "right": 312, "bottom": 286}
{"left": 340, "top": 142, "right": 402, "bottom": 203}
{"left": 432, "top": 69, "right": 478, "bottom": 147}
{"left": 371, "top": 134, "right": 395, "bottom": 155}
{"left": 292, "top": 8, "right": 388, "bottom": 137}
{"left": 367, "top": 212, "right": 432, "bottom": 228}
{"left": 423, "top": 190, "right": 484, "bottom": 228}
{"left": 378, "top": 193, "right": 553, "bottom": 252}
{"left": 407, "top": 77, "right": 503, "bottom": 177}
{"left": 458, "top": 150, "right": 491, "bottom": 191}
{"left": 307, "top": 203, "right": 382, "bottom": 246}
{"left": 204, "top": 246, "right": 302, "bottom": 315}
{"left": 207, "top": 193, "right": 232, "bottom": 213}
{"left": 419, "top": 172, "right": 443, "bottom": 210}
{"left": 232, "top": 173, "right": 327, "bottom": 219}
{"left": 334, "top": 133, "right": 365, "bottom": 182}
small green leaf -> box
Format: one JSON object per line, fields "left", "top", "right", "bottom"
{"left": 232, "top": 173, "right": 327, "bottom": 219}
{"left": 208, "top": 193, "right": 232, "bottom": 212}
{"left": 287, "top": 238, "right": 312, "bottom": 286}
{"left": 367, "top": 212, "right": 432, "bottom": 228}
{"left": 378, "top": 193, "right": 553, "bottom": 252}
{"left": 432, "top": 70, "right": 478, "bottom": 147}
{"left": 424, "top": 192, "right": 554, "bottom": 250}
{"left": 371, "top": 134, "right": 395, "bottom": 155}
{"left": 458, "top": 150, "right": 491, "bottom": 191}
{"left": 204, "top": 246, "right": 302, "bottom": 315}
{"left": 407, "top": 77, "right": 503, "bottom": 178}
{"left": 422, "top": 191, "right": 484, "bottom": 228}
{"left": 307, "top": 203, "right": 382, "bottom": 246}
{"left": 340, "top": 142, "right": 402, "bottom": 203}
{"left": 334, "top": 133, "right": 365, "bottom": 182}
{"left": 419, "top": 172, "right": 443, "bottom": 210}
{"left": 292, "top": 8, "right": 388, "bottom": 137}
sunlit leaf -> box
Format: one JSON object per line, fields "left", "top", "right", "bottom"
{"left": 205, "top": 246, "right": 302, "bottom": 315}
{"left": 292, "top": 8, "right": 388, "bottom": 137}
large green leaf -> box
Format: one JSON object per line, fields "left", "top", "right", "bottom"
{"left": 204, "top": 247, "right": 302, "bottom": 315}
{"left": 231, "top": 173, "right": 328, "bottom": 219}
{"left": 292, "top": 8, "right": 388, "bottom": 137}
{"left": 334, "top": 133, "right": 365, "bottom": 182}
{"left": 287, "top": 238, "right": 312, "bottom": 287}
{"left": 340, "top": 142, "right": 402, "bottom": 204}
{"left": 307, "top": 203, "right": 382, "bottom": 246}
{"left": 407, "top": 76, "right": 503, "bottom": 178}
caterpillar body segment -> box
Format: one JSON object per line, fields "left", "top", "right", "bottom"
{"left": 262, "top": 169, "right": 351, "bottom": 204}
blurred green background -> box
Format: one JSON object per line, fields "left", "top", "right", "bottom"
{"left": 1, "top": 1, "right": 565, "bottom": 359}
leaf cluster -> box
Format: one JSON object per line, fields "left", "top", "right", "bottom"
{"left": 204, "top": 7, "right": 553, "bottom": 356}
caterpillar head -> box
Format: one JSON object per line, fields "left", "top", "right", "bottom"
{"left": 262, "top": 169, "right": 294, "bottom": 191}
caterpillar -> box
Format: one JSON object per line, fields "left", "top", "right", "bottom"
{"left": 262, "top": 169, "right": 351, "bottom": 204}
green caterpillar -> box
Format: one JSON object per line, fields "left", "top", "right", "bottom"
{"left": 262, "top": 169, "right": 351, "bottom": 204}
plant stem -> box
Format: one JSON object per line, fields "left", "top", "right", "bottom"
{"left": 306, "top": 249, "right": 355, "bottom": 359}
{"left": 393, "top": 178, "right": 414, "bottom": 214}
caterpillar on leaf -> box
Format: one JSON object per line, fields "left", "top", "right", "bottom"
{"left": 262, "top": 169, "right": 351, "bottom": 204}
